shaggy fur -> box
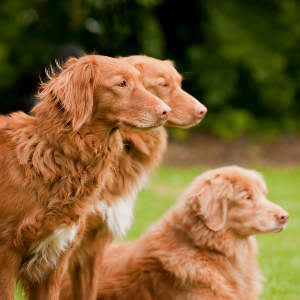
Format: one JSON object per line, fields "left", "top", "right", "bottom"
{"left": 93, "top": 166, "right": 289, "bottom": 300}
{"left": 0, "top": 54, "right": 170, "bottom": 300}
{"left": 59, "top": 55, "right": 207, "bottom": 300}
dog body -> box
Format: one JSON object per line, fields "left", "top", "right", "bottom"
{"left": 95, "top": 166, "right": 289, "bottom": 300}
{"left": 0, "top": 54, "right": 170, "bottom": 300}
{"left": 59, "top": 56, "right": 207, "bottom": 300}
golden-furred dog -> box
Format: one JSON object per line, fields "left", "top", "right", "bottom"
{"left": 0, "top": 54, "right": 170, "bottom": 300}
{"left": 94, "top": 166, "right": 289, "bottom": 300}
{"left": 59, "top": 55, "right": 207, "bottom": 300}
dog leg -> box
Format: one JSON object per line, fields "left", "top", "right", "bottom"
{"left": 0, "top": 245, "right": 20, "bottom": 300}
{"left": 28, "top": 221, "right": 87, "bottom": 300}
{"left": 69, "top": 232, "right": 113, "bottom": 300}
{"left": 69, "top": 248, "right": 104, "bottom": 300}
{"left": 27, "top": 248, "right": 73, "bottom": 300}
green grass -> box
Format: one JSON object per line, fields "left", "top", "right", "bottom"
{"left": 15, "top": 167, "right": 300, "bottom": 299}
{"left": 123, "top": 167, "right": 300, "bottom": 300}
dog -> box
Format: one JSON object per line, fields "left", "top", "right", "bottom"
{"left": 0, "top": 54, "right": 170, "bottom": 300}
{"left": 93, "top": 166, "right": 289, "bottom": 300}
{"left": 59, "top": 55, "right": 207, "bottom": 300}
{"left": 0, "top": 115, "right": 8, "bottom": 128}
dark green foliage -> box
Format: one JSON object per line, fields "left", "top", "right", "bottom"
{"left": 1, "top": 0, "right": 300, "bottom": 138}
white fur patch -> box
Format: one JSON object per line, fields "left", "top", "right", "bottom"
{"left": 93, "top": 170, "right": 149, "bottom": 237}
{"left": 27, "top": 224, "right": 80, "bottom": 277}
{"left": 95, "top": 197, "right": 134, "bottom": 237}
{"left": 34, "top": 225, "right": 80, "bottom": 255}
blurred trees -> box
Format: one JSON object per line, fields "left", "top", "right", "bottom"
{"left": 1, "top": 0, "right": 300, "bottom": 139}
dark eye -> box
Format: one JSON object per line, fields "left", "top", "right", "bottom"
{"left": 159, "top": 83, "right": 168, "bottom": 87}
{"left": 244, "top": 195, "right": 251, "bottom": 200}
{"left": 123, "top": 139, "right": 132, "bottom": 153}
{"left": 117, "top": 81, "right": 126, "bottom": 88}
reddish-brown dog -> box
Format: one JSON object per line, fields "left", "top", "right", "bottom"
{"left": 93, "top": 166, "right": 289, "bottom": 300}
{"left": 59, "top": 55, "right": 207, "bottom": 300}
{"left": 0, "top": 54, "right": 170, "bottom": 300}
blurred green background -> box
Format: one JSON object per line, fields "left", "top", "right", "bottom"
{"left": 1, "top": 0, "right": 300, "bottom": 139}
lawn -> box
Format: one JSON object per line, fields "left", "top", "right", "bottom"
{"left": 15, "top": 167, "right": 300, "bottom": 299}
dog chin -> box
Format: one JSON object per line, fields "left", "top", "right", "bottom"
{"left": 134, "top": 126, "right": 159, "bottom": 132}
{"left": 263, "top": 223, "right": 287, "bottom": 233}
{"left": 164, "top": 119, "right": 202, "bottom": 129}
{"left": 121, "top": 120, "right": 164, "bottom": 132}
{"left": 276, "top": 223, "right": 287, "bottom": 232}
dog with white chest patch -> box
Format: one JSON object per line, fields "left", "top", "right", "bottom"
{"left": 0, "top": 54, "right": 170, "bottom": 300}
{"left": 94, "top": 166, "right": 289, "bottom": 300}
{"left": 59, "top": 55, "right": 207, "bottom": 300}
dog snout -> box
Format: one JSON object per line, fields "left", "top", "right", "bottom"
{"left": 156, "top": 104, "right": 171, "bottom": 120}
{"left": 194, "top": 103, "right": 207, "bottom": 120}
{"left": 275, "top": 210, "right": 290, "bottom": 224}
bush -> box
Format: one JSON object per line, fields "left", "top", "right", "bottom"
{"left": 1, "top": 0, "right": 300, "bottom": 138}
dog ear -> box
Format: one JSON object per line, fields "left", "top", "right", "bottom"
{"left": 186, "top": 174, "right": 232, "bottom": 231}
{"left": 132, "top": 63, "right": 144, "bottom": 82}
{"left": 51, "top": 57, "right": 97, "bottom": 131}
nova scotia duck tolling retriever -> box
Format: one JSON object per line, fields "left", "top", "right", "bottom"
{"left": 59, "top": 55, "right": 207, "bottom": 300}
{"left": 95, "top": 166, "right": 289, "bottom": 300}
{"left": 0, "top": 54, "right": 171, "bottom": 300}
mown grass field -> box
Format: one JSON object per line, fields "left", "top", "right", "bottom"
{"left": 16, "top": 167, "right": 300, "bottom": 299}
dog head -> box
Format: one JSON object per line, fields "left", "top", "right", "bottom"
{"left": 38, "top": 55, "right": 171, "bottom": 132}
{"left": 0, "top": 115, "right": 9, "bottom": 128}
{"left": 185, "top": 166, "right": 289, "bottom": 235}
{"left": 119, "top": 55, "right": 206, "bottom": 128}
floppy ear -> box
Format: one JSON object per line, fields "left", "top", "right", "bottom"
{"left": 186, "top": 174, "right": 233, "bottom": 231}
{"left": 132, "top": 63, "right": 144, "bottom": 82}
{"left": 51, "top": 57, "right": 97, "bottom": 131}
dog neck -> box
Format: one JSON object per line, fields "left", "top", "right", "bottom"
{"left": 170, "top": 203, "right": 256, "bottom": 261}
{"left": 90, "top": 126, "right": 167, "bottom": 239}
{"left": 7, "top": 102, "right": 122, "bottom": 206}
{"left": 100, "top": 127, "right": 167, "bottom": 199}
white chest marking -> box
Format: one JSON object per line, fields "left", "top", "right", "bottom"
{"left": 94, "top": 170, "right": 149, "bottom": 237}
{"left": 34, "top": 225, "right": 80, "bottom": 255}
{"left": 27, "top": 224, "right": 80, "bottom": 277}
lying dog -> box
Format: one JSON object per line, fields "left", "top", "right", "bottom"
{"left": 95, "top": 166, "right": 289, "bottom": 300}
{"left": 59, "top": 55, "right": 207, "bottom": 300}
{"left": 0, "top": 54, "right": 170, "bottom": 300}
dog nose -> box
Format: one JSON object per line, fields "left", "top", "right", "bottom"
{"left": 194, "top": 103, "right": 207, "bottom": 119}
{"left": 275, "top": 210, "right": 290, "bottom": 223}
{"left": 156, "top": 105, "right": 171, "bottom": 120}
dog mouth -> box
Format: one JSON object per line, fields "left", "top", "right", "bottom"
{"left": 259, "top": 222, "right": 287, "bottom": 234}
{"left": 120, "top": 119, "right": 166, "bottom": 131}
{"left": 275, "top": 223, "right": 287, "bottom": 232}
{"left": 164, "top": 118, "right": 202, "bottom": 128}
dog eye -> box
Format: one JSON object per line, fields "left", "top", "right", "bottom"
{"left": 117, "top": 81, "right": 127, "bottom": 88}
{"left": 244, "top": 195, "right": 251, "bottom": 200}
{"left": 159, "top": 83, "right": 168, "bottom": 87}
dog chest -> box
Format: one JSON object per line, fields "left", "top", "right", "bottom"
{"left": 33, "top": 224, "right": 80, "bottom": 255}
{"left": 92, "top": 170, "right": 149, "bottom": 237}
{"left": 25, "top": 224, "right": 81, "bottom": 282}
